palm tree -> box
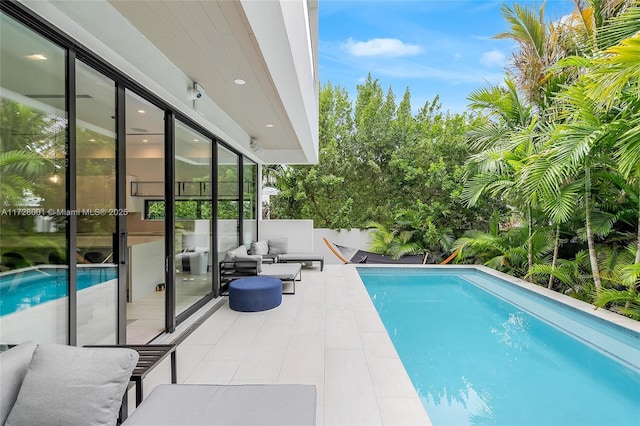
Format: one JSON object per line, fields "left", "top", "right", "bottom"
{"left": 528, "top": 250, "right": 594, "bottom": 299}
{"left": 583, "top": 6, "right": 640, "bottom": 264}
{"left": 521, "top": 151, "right": 584, "bottom": 288}
{"left": 463, "top": 77, "right": 542, "bottom": 279}
{"left": 366, "top": 221, "right": 422, "bottom": 260}
{"left": 542, "top": 2, "right": 640, "bottom": 288}
{"left": 595, "top": 245, "right": 640, "bottom": 319}
{"left": 453, "top": 226, "right": 553, "bottom": 277}
{"left": 495, "top": 2, "right": 582, "bottom": 111}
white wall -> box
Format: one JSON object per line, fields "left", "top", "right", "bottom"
{"left": 129, "top": 239, "right": 165, "bottom": 302}
{"left": 258, "top": 219, "right": 314, "bottom": 252}
{"left": 258, "top": 220, "right": 374, "bottom": 264}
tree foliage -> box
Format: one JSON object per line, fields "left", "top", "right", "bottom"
{"left": 270, "top": 77, "right": 506, "bottom": 257}
{"left": 457, "top": 0, "right": 640, "bottom": 316}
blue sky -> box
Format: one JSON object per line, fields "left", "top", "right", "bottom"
{"left": 319, "top": 0, "right": 575, "bottom": 114}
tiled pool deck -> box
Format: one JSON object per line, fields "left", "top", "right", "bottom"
{"left": 143, "top": 264, "right": 431, "bottom": 425}
{"left": 140, "top": 264, "right": 640, "bottom": 425}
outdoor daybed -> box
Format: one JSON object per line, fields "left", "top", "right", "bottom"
{"left": 0, "top": 342, "right": 317, "bottom": 425}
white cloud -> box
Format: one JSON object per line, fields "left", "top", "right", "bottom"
{"left": 342, "top": 37, "right": 422, "bottom": 57}
{"left": 376, "top": 63, "right": 504, "bottom": 85}
{"left": 480, "top": 50, "right": 506, "bottom": 68}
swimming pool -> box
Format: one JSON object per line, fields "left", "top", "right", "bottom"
{"left": 359, "top": 267, "right": 640, "bottom": 426}
{"left": 0, "top": 266, "right": 117, "bottom": 316}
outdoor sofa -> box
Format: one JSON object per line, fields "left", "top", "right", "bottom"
{"left": 0, "top": 341, "right": 316, "bottom": 425}
{"left": 219, "top": 244, "right": 302, "bottom": 294}
{"left": 248, "top": 237, "right": 324, "bottom": 270}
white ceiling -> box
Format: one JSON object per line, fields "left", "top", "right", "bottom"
{"left": 107, "top": 0, "right": 319, "bottom": 163}
{"left": 18, "top": 0, "right": 318, "bottom": 165}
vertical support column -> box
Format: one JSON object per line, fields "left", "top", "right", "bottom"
{"left": 238, "top": 155, "right": 244, "bottom": 247}
{"left": 164, "top": 111, "right": 176, "bottom": 333}
{"left": 67, "top": 49, "right": 78, "bottom": 346}
{"left": 115, "top": 82, "right": 128, "bottom": 344}
{"left": 212, "top": 140, "right": 219, "bottom": 297}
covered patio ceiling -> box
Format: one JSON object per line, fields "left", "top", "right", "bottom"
{"left": 25, "top": 0, "right": 319, "bottom": 165}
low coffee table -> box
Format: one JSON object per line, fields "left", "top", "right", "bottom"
{"left": 278, "top": 253, "right": 324, "bottom": 271}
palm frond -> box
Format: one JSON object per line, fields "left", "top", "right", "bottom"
{"left": 596, "top": 5, "right": 640, "bottom": 49}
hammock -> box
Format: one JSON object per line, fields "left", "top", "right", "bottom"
{"left": 322, "top": 238, "right": 458, "bottom": 265}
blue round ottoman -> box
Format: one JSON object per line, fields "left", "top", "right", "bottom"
{"left": 228, "top": 276, "right": 282, "bottom": 312}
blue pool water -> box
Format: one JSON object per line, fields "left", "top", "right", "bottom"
{"left": 0, "top": 267, "right": 117, "bottom": 316}
{"left": 359, "top": 267, "right": 640, "bottom": 426}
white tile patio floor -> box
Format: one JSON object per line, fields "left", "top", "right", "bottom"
{"left": 139, "top": 264, "right": 432, "bottom": 425}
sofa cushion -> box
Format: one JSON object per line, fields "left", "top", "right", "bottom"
{"left": 268, "top": 237, "right": 288, "bottom": 255}
{"left": 249, "top": 240, "right": 269, "bottom": 256}
{"left": 224, "top": 245, "right": 248, "bottom": 262}
{"left": 5, "top": 344, "right": 139, "bottom": 426}
{"left": 0, "top": 341, "right": 37, "bottom": 424}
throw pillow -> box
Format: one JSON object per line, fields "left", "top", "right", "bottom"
{"left": 249, "top": 240, "right": 269, "bottom": 256}
{"left": 5, "top": 344, "right": 139, "bottom": 426}
{"left": 224, "top": 245, "right": 248, "bottom": 262}
{"left": 268, "top": 237, "right": 288, "bottom": 255}
{"left": 0, "top": 341, "right": 37, "bottom": 424}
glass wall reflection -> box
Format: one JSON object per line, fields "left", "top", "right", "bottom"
{"left": 174, "top": 121, "right": 213, "bottom": 315}
{"left": 75, "top": 61, "right": 118, "bottom": 345}
{"left": 243, "top": 159, "right": 258, "bottom": 247}
{"left": 125, "top": 91, "right": 166, "bottom": 344}
{"left": 217, "top": 146, "right": 240, "bottom": 259}
{"left": 0, "top": 11, "right": 68, "bottom": 344}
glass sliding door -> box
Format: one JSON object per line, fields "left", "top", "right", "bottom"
{"left": 75, "top": 61, "right": 118, "bottom": 345}
{"left": 242, "top": 158, "right": 258, "bottom": 247}
{"left": 174, "top": 122, "right": 212, "bottom": 315}
{"left": 0, "top": 11, "right": 68, "bottom": 343}
{"left": 125, "top": 91, "right": 165, "bottom": 344}
{"left": 217, "top": 146, "right": 240, "bottom": 260}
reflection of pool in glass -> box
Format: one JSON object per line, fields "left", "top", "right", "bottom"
{"left": 0, "top": 266, "right": 117, "bottom": 316}
{"left": 359, "top": 267, "right": 640, "bottom": 426}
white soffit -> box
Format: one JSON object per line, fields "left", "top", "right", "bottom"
{"left": 108, "top": 0, "right": 318, "bottom": 164}
{"left": 20, "top": 0, "right": 318, "bottom": 165}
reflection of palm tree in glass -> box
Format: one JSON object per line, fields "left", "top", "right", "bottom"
{"left": 0, "top": 150, "right": 45, "bottom": 207}
{"left": 0, "top": 99, "right": 66, "bottom": 207}
{"left": 1, "top": 99, "right": 67, "bottom": 268}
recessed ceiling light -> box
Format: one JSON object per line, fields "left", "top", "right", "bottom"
{"left": 88, "top": 138, "right": 96, "bottom": 142}
{"left": 26, "top": 54, "right": 47, "bottom": 60}
{"left": 193, "top": 139, "right": 199, "bottom": 142}
{"left": 234, "top": 79, "right": 246, "bottom": 85}
{"left": 142, "top": 139, "right": 149, "bottom": 143}
{"left": 266, "top": 124, "right": 274, "bottom": 128}
{"left": 137, "top": 109, "right": 145, "bottom": 114}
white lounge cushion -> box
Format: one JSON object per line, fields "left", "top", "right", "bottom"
{"left": 224, "top": 245, "right": 248, "bottom": 261}
{"left": 249, "top": 240, "right": 269, "bottom": 256}
{"left": 123, "top": 384, "right": 316, "bottom": 425}
{"left": 268, "top": 237, "right": 288, "bottom": 255}
{"left": 0, "top": 341, "right": 37, "bottom": 424}
{"left": 6, "top": 344, "right": 138, "bottom": 426}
